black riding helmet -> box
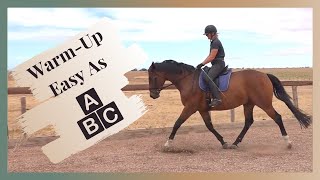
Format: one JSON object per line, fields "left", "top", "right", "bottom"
{"left": 203, "top": 25, "right": 217, "bottom": 35}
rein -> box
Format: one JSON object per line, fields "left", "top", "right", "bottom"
{"left": 149, "top": 69, "right": 198, "bottom": 92}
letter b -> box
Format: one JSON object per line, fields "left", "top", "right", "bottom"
{"left": 77, "top": 112, "right": 104, "bottom": 139}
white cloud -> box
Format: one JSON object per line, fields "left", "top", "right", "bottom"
{"left": 8, "top": 28, "right": 81, "bottom": 40}
{"left": 8, "top": 8, "right": 101, "bottom": 28}
{"left": 8, "top": 8, "right": 103, "bottom": 41}
{"left": 8, "top": 8, "right": 312, "bottom": 45}
{"left": 264, "top": 47, "right": 312, "bottom": 56}
{"left": 8, "top": 8, "right": 313, "bottom": 69}
{"left": 103, "top": 8, "right": 312, "bottom": 44}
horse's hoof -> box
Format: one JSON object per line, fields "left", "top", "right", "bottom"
{"left": 222, "top": 143, "right": 229, "bottom": 149}
{"left": 164, "top": 139, "right": 173, "bottom": 148}
{"left": 287, "top": 141, "right": 293, "bottom": 149}
{"left": 229, "top": 144, "right": 238, "bottom": 149}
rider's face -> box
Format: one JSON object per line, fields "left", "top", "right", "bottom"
{"left": 205, "top": 33, "right": 213, "bottom": 40}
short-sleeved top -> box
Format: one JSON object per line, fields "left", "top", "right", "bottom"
{"left": 210, "top": 38, "right": 225, "bottom": 63}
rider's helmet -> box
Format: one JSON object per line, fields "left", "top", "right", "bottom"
{"left": 203, "top": 25, "right": 217, "bottom": 35}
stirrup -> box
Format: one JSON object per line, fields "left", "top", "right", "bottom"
{"left": 209, "top": 99, "right": 222, "bottom": 107}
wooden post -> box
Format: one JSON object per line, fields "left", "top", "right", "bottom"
{"left": 230, "top": 109, "right": 235, "bottom": 122}
{"left": 20, "top": 96, "right": 27, "bottom": 138}
{"left": 21, "top": 96, "right": 26, "bottom": 114}
{"left": 292, "top": 86, "right": 298, "bottom": 108}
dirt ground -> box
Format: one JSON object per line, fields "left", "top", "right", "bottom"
{"left": 8, "top": 119, "right": 312, "bottom": 173}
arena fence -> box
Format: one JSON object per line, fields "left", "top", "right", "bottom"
{"left": 7, "top": 80, "right": 312, "bottom": 137}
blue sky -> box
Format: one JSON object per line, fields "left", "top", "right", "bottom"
{"left": 8, "top": 8, "right": 312, "bottom": 69}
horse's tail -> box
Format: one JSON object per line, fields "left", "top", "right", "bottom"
{"left": 267, "top": 73, "right": 312, "bottom": 128}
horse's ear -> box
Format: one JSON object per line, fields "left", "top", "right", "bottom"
{"left": 151, "top": 62, "right": 156, "bottom": 69}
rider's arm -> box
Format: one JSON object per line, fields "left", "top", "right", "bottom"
{"left": 202, "top": 48, "right": 218, "bottom": 65}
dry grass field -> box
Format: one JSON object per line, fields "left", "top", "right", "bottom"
{"left": 7, "top": 68, "right": 312, "bottom": 139}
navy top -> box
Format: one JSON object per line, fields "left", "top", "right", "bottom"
{"left": 210, "top": 38, "right": 225, "bottom": 63}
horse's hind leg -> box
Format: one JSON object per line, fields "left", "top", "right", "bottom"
{"left": 263, "top": 106, "right": 292, "bottom": 149}
{"left": 199, "top": 111, "right": 228, "bottom": 149}
{"left": 165, "top": 106, "right": 196, "bottom": 148}
{"left": 230, "top": 104, "right": 255, "bottom": 149}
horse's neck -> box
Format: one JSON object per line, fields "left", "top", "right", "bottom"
{"left": 166, "top": 71, "right": 196, "bottom": 92}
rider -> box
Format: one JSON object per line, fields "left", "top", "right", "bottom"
{"left": 197, "top": 25, "right": 225, "bottom": 107}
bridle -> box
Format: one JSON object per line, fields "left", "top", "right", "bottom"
{"left": 149, "top": 69, "right": 198, "bottom": 93}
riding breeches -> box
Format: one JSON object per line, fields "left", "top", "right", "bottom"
{"left": 204, "top": 59, "right": 225, "bottom": 99}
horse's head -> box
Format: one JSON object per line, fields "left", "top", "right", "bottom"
{"left": 148, "top": 62, "right": 167, "bottom": 99}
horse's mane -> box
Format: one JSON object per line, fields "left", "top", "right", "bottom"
{"left": 155, "top": 59, "right": 195, "bottom": 74}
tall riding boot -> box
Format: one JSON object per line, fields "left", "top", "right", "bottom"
{"left": 205, "top": 59, "right": 225, "bottom": 107}
{"left": 208, "top": 81, "right": 222, "bottom": 107}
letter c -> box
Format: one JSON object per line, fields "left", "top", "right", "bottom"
{"left": 103, "top": 107, "right": 118, "bottom": 123}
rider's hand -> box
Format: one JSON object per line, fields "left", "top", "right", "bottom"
{"left": 196, "top": 63, "right": 204, "bottom": 69}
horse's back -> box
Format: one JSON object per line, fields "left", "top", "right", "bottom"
{"left": 215, "top": 69, "right": 273, "bottom": 110}
{"left": 230, "top": 69, "right": 271, "bottom": 83}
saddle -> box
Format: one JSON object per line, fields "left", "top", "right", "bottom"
{"left": 199, "top": 65, "right": 232, "bottom": 106}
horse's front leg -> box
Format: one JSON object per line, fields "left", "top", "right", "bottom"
{"left": 165, "top": 106, "right": 197, "bottom": 148}
{"left": 199, "top": 111, "right": 228, "bottom": 149}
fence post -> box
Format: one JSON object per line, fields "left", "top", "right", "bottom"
{"left": 292, "top": 86, "right": 298, "bottom": 108}
{"left": 230, "top": 109, "right": 235, "bottom": 122}
{"left": 20, "top": 96, "right": 27, "bottom": 138}
{"left": 21, "top": 96, "right": 26, "bottom": 114}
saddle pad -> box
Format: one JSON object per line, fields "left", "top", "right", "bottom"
{"left": 199, "top": 69, "right": 232, "bottom": 92}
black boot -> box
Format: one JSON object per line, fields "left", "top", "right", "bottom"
{"left": 209, "top": 98, "right": 222, "bottom": 107}
{"left": 208, "top": 82, "right": 222, "bottom": 107}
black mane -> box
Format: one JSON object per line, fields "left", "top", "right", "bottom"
{"left": 155, "top": 59, "right": 195, "bottom": 74}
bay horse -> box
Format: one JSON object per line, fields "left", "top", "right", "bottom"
{"left": 148, "top": 60, "right": 311, "bottom": 149}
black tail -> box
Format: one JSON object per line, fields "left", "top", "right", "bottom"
{"left": 267, "top": 73, "right": 312, "bottom": 128}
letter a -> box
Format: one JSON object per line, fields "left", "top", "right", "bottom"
{"left": 84, "top": 94, "right": 99, "bottom": 111}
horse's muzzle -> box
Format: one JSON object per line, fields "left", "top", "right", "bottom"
{"left": 150, "top": 90, "right": 160, "bottom": 99}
